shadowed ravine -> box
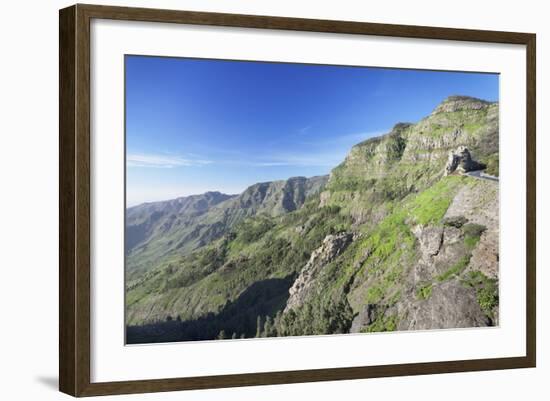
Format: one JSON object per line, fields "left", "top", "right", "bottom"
{"left": 126, "top": 277, "right": 294, "bottom": 344}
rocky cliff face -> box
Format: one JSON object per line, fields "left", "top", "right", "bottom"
{"left": 126, "top": 96, "right": 500, "bottom": 343}
{"left": 285, "top": 232, "right": 354, "bottom": 311}
{"left": 280, "top": 96, "right": 499, "bottom": 335}
{"left": 444, "top": 146, "right": 485, "bottom": 175}
{"left": 431, "top": 95, "right": 492, "bottom": 114}
{"left": 214, "top": 175, "right": 328, "bottom": 224}
{"left": 318, "top": 96, "right": 498, "bottom": 230}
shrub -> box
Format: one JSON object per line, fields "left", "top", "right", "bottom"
{"left": 463, "top": 223, "right": 486, "bottom": 250}
{"left": 362, "top": 314, "right": 399, "bottom": 333}
{"left": 462, "top": 271, "right": 499, "bottom": 318}
{"left": 462, "top": 223, "right": 486, "bottom": 238}
{"left": 416, "top": 283, "right": 433, "bottom": 300}
{"left": 442, "top": 215, "right": 468, "bottom": 228}
{"left": 436, "top": 255, "right": 470, "bottom": 282}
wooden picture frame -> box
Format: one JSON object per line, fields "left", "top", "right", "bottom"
{"left": 59, "top": 3, "right": 536, "bottom": 397}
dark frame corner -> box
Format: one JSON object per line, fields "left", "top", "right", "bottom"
{"left": 59, "top": 3, "right": 536, "bottom": 397}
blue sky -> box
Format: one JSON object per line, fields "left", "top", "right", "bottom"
{"left": 126, "top": 55, "right": 498, "bottom": 206}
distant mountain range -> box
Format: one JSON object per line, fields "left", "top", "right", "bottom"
{"left": 126, "top": 175, "right": 327, "bottom": 280}
{"left": 126, "top": 96, "right": 500, "bottom": 343}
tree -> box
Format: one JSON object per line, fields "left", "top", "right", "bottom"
{"left": 255, "top": 316, "right": 263, "bottom": 338}
{"left": 264, "top": 316, "right": 278, "bottom": 337}
{"left": 217, "top": 330, "right": 226, "bottom": 340}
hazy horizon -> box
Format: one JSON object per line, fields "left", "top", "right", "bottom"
{"left": 126, "top": 173, "right": 331, "bottom": 207}
{"left": 125, "top": 55, "right": 499, "bottom": 206}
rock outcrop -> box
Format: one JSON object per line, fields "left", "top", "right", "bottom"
{"left": 445, "top": 179, "right": 499, "bottom": 279}
{"left": 350, "top": 304, "right": 379, "bottom": 333}
{"left": 285, "top": 232, "right": 354, "bottom": 311}
{"left": 431, "top": 95, "right": 493, "bottom": 114}
{"left": 412, "top": 225, "right": 444, "bottom": 258}
{"left": 398, "top": 280, "right": 491, "bottom": 330}
{"left": 444, "top": 146, "right": 485, "bottom": 176}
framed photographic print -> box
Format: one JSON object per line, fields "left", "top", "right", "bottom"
{"left": 59, "top": 4, "right": 536, "bottom": 397}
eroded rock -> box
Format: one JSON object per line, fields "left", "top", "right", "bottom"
{"left": 469, "top": 232, "right": 499, "bottom": 279}
{"left": 412, "top": 225, "right": 444, "bottom": 258}
{"left": 350, "top": 304, "right": 378, "bottom": 333}
{"left": 444, "top": 146, "right": 485, "bottom": 176}
{"left": 398, "top": 280, "right": 491, "bottom": 330}
{"left": 432, "top": 96, "right": 492, "bottom": 114}
{"left": 411, "top": 224, "right": 465, "bottom": 283}
{"left": 285, "top": 232, "right": 354, "bottom": 311}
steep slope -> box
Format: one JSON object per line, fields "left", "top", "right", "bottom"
{"left": 126, "top": 191, "right": 234, "bottom": 254}
{"left": 321, "top": 96, "right": 498, "bottom": 221}
{"left": 126, "top": 96, "right": 499, "bottom": 343}
{"left": 126, "top": 175, "right": 328, "bottom": 281}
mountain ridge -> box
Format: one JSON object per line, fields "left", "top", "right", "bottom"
{"left": 125, "top": 95, "right": 500, "bottom": 342}
{"left": 126, "top": 174, "right": 328, "bottom": 280}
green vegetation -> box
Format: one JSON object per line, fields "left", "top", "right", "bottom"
{"left": 416, "top": 283, "right": 433, "bottom": 300}
{"left": 234, "top": 216, "right": 275, "bottom": 244}
{"left": 478, "top": 284, "right": 498, "bottom": 315}
{"left": 482, "top": 154, "right": 499, "bottom": 177}
{"left": 365, "top": 209, "right": 415, "bottom": 261}
{"left": 362, "top": 314, "right": 398, "bottom": 333}
{"left": 462, "top": 271, "right": 499, "bottom": 318}
{"left": 442, "top": 215, "right": 468, "bottom": 228}
{"left": 436, "top": 255, "right": 471, "bottom": 282}
{"left": 464, "top": 235, "right": 480, "bottom": 249}
{"left": 463, "top": 223, "right": 486, "bottom": 249}
{"left": 409, "top": 176, "right": 463, "bottom": 225}
{"left": 126, "top": 96, "right": 500, "bottom": 343}
{"left": 463, "top": 223, "right": 486, "bottom": 238}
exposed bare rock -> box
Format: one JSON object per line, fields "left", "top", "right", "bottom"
{"left": 411, "top": 224, "right": 466, "bottom": 283}
{"left": 398, "top": 280, "right": 491, "bottom": 330}
{"left": 444, "top": 179, "right": 499, "bottom": 231}
{"left": 469, "top": 231, "right": 499, "bottom": 279}
{"left": 444, "top": 146, "right": 485, "bottom": 176}
{"left": 412, "top": 225, "right": 444, "bottom": 258}
{"left": 285, "top": 233, "right": 354, "bottom": 311}
{"left": 319, "top": 191, "right": 331, "bottom": 207}
{"left": 431, "top": 96, "right": 492, "bottom": 114}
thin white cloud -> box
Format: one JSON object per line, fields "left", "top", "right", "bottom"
{"left": 252, "top": 154, "right": 340, "bottom": 167}
{"left": 248, "top": 162, "right": 294, "bottom": 167}
{"left": 252, "top": 129, "right": 390, "bottom": 167}
{"left": 127, "top": 129, "right": 388, "bottom": 170}
{"left": 215, "top": 154, "right": 337, "bottom": 168}
{"left": 214, "top": 129, "right": 389, "bottom": 169}
{"left": 220, "top": 151, "right": 344, "bottom": 168}
{"left": 127, "top": 153, "right": 212, "bottom": 168}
